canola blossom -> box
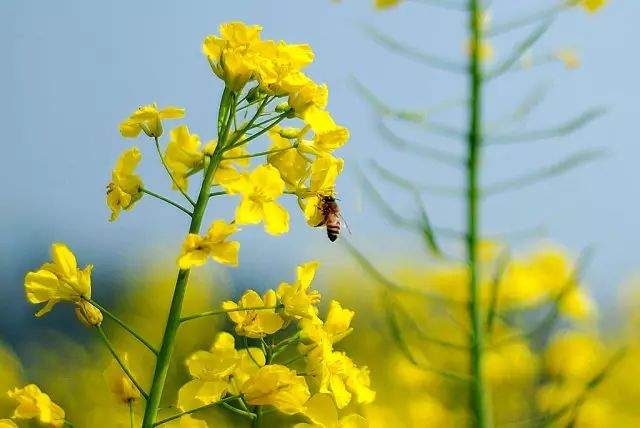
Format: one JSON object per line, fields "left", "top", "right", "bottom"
{"left": 13, "top": 19, "right": 358, "bottom": 428}
{"left": 7, "top": 384, "right": 65, "bottom": 427}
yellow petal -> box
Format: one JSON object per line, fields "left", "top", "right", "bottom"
{"left": 303, "top": 393, "right": 339, "bottom": 427}
{"left": 235, "top": 199, "right": 264, "bottom": 225}
{"left": 159, "top": 106, "right": 186, "bottom": 119}
{"left": 210, "top": 241, "right": 240, "bottom": 267}
{"left": 250, "top": 165, "right": 285, "bottom": 200}
{"left": 177, "top": 234, "right": 210, "bottom": 269}
{"left": 206, "top": 220, "right": 237, "bottom": 243}
{"left": 50, "top": 242, "right": 78, "bottom": 279}
{"left": 297, "top": 261, "right": 319, "bottom": 288}
{"left": 263, "top": 202, "right": 290, "bottom": 236}
{"left": 303, "top": 196, "right": 325, "bottom": 227}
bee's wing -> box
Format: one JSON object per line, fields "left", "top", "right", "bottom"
{"left": 338, "top": 212, "right": 352, "bottom": 235}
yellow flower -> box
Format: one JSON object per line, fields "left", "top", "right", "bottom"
{"left": 574, "top": 0, "right": 608, "bottom": 13}
{"left": 222, "top": 164, "right": 290, "bottom": 236}
{"left": 305, "top": 348, "right": 375, "bottom": 409}
{"left": 267, "top": 126, "right": 311, "bottom": 190}
{"left": 558, "top": 287, "right": 596, "bottom": 321}
{"left": 288, "top": 82, "right": 328, "bottom": 123}
{"left": 302, "top": 154, "right": 344, "bottom": 227}
{"left": 300, "top": 301, "right": 354, "bottom": 346}
{"left": 255, "top": 41, "right": 315, "bottom": 95}
{"left": 119, "top": 103, "right": 185, "bottom": 138}
{"left": 375, "top": 0, "right": 401, "bottom": 10}
{"left": 178, "top": 333, "right": 236, "bottom": 410}
{"left": 222, "top": 290, "right": 284, "bottom": 338}
{"left": 296, "top": 393, "right": 368, "bottom": 428}
{"left": 164, "top": 125, "right": 204, "bottom": 191}
{"left": 241, "top": 364, "right": 310, "bottom": 415}
{"left": 106, "top": 147, "right": 143, "bottom": 221}
{"left": 0, "top": 420, "right": 18, "bottom": 428}
{"left": 178, "top": 332, "right": 265, "bottom": 410}
{"left": 104, "top": 353, "right": 141, "bottom": 404}
{"left": 202, "top": 22, "right": 264, "bottom": 92}
{"left": 177, "top": 220, "right": 240, "bottom": 269}
{"left": 554, "top": 48, "right": 581, "bottom": 69}
{"left": 24, "top": 243, "right": 93, "bottom": 317}
{"left": 545, "top": 332, "right": 604, "bottom": 381}
{"left": 277, "top": 261, "right": 322, "bottom": 320}
{"left": 7, "top": 384, "right": 65, "bottom": 427}
{"left": 300, "top": 125, "right": 350, "bottom": 156}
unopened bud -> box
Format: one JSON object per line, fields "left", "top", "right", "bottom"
{"left": 278, "top": 127, "right": 302, "bottom": 139}
{"left": 275, "top": 102, "right": 291, "bottom": 113}
{"left": 245, "top": 86, "right": 262, "bottom": 103}
{"left": 75, "top": 301, "right": 103, "bottom": 327}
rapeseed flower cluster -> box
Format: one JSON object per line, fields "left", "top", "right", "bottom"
{"left": 176, "top": 261, "right": 373, "bottom": 425}
{"left": 16, "top": 19, "right": 358, "bottom": 427}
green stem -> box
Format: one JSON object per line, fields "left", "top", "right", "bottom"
{"left": 96, "top": 325, "right": 149, "bottom": 400}
{"left": 153, "top": 137, "right": 196, "bottom": 206}
{"left": 129, "top": 400, "right": 134, "bottom": 428}
{"left": 467, "top": 0, "right": 492, "bottom": 427}
{"left": 141, "top": 188, "right": 193, "bottom": 217}
{"left": 88, "top": 298, "right": 158, "bottom": 355}
{"left": 153, "top": 395, "right": 240, "bottom": 426}
{"left": 222, "top": 144, "right": 297, "bottom": 161}
{"left": 227, "top": 110, "right": 291, "bottom": 150}
{"left": 252, "top": 406, "right": 263, "bottom": 428}
{"left": 179, "top": 305, "right": 280, "bottom": 323}
{"left": 141, "top": 89, "right": 234, "bottom": 428}
{"left": 220, "top": 401, "right": 257, "bottom": 419}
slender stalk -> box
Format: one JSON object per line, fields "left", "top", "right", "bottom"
{"left": 220, "top": 401, "right": 257, "bottom": 419}
{"left": 153, "top": 395, "right": 240, "bottom": 426}
{"left": 227, "top": 110, "right": 291, "bottom": 150}
{"left": 252, "top": 406, "right": 263, "bottom": 428}
{"left": 222, "top": 144, "right": 297, "bottom": 161}
{"left": 129, "top": 400, "right": 134, "bottom": 428}
{"left": 141, "top": 89, "right": 234, "bottom": 428}
{"left": 179, "top": 305, "right": 280, "bottom": 323}
{"left": 88, "top": 298, "right": 158, "bottom": 355}
{"left": 96, "top": 325, "right": 149, "bottom": 400}
{"left": 153, "top": 137, "right": 196, "bottom": 206}
{"left": 141, "top": 188, "right": 193, "bottom": 217}
{"left": 467, "top": 0, "right": 492, "bottom": 427}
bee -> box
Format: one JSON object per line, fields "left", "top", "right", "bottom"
{"left": 315, "top": 195, "right": 342, "bottom": 242}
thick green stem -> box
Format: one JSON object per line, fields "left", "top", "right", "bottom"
{"left": 141, "top": 89, "right": 234, "bottom": 428}
{"left": 467, "top": 0, "right": 492, "bottom": 427}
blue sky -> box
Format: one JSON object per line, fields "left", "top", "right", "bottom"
{"left": 1, "top": 0, "right": 638, "bottom": 328}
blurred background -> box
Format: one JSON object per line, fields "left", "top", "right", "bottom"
{"left": 1, "top": 0, "right": 639, "bottom": 426}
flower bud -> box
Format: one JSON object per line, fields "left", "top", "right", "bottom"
{"left": 278, "top": 127, "right": 302, "bottom": 139}
{"left": 245, "top": 86, "right": 264, "bottom": 103}
{"left": 75, "top": 301, "right": 103, "bottom": 327}
{"left": 275, "top": 102, "right": 291, "bottom": 113}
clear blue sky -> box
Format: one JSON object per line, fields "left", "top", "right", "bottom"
{"left": 1, "top": 0, "right": 638, "bottom": 329}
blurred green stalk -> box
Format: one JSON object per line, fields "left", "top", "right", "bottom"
{"left": 467, "top": 0, "right": 492, "bottom": 427}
